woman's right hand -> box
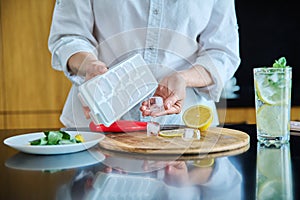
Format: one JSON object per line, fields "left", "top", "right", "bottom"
{"left": 68, "top": 52, "right": 108, "bottom": 119}
{"left": 68, "top": 52, "right": 108, "bottom": 80}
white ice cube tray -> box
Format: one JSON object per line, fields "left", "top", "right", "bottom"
{"left": 78, "top": 54, "right": 158, "bottom": 126}
{"left": 85, "top": 172, "right": 165, "bottom": 200}
{"left": 84, "top": 172, "right": 200, "bottom": 200}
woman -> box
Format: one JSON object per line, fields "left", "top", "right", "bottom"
{"left": 48, "top": 0, "right": 240, "bottom": 128}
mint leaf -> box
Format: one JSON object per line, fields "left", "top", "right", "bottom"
{"left": 273, "top": 57, "right": 289, "bottom": 68}
{"left": 47, "top": 131, "right": 63, "bottom": 145}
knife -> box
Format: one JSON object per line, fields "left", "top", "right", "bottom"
{"left": 89, "top": 120, "right": 187, "bottom": 132}
{"left": 89, "top": 120, "right": 147, "bottom": 132}
{"left": 61, "top": 120, "right": 186, "bottom": 133}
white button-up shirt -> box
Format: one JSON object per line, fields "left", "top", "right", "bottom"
{"left": 48, "top": 0, "right": 240, "bottom": 127}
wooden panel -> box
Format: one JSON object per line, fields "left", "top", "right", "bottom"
{"left": 0, "top": 115, "right": 4, "bottom": 129}
{"left": 291, "top": 107, "right": 300, "bottom": 121}
{"left": 6, "top": 112, "right": 64, "bottom": 129}
{"left": 218, "top": 107, "right": 300, "bottom": 125}
{"left": 218, "top": 108, "right": 256, "bottom": 124}
{"left": 1, "top": 0, "right": 71, "bottom": 112}
{"left": 0, "top": 0, "right": 4, "bottom": 112}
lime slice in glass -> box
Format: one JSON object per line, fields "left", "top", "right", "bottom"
{"left": 257, "top": 150, "right": 281, "bottom": 179}
{"left": 256, "top": 105, "right": 289, "bottom": 136}
{"left": 255, "top": 77, "right": 284, "bottom": 105}
{"left": 257, "top": 180, "right": 284, "bottom": 200}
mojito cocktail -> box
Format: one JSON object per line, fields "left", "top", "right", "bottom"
{"left": 253, "top": 58, "right": 292, "bottom": 146}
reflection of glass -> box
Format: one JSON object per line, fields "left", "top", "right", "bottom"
{"left": 253, "top": 67, "right": 292, "bottom": 146}
{"left": 256, "top": 143, "right": 293, "bottom": 200}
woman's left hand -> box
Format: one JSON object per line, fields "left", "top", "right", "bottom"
{"left": 140, "top": 72, "right": 187, "bottom": 117}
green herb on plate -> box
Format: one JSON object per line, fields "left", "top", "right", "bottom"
{"left": 30, "top": 131, "right": 84, "bottom": 145}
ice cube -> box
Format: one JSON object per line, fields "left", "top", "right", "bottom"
{"left": 147, "top": 121, "right": 160, "bottom": 136}
{"left": 148, "top": 96, "right": 164, "bottom": 114}
{"left": 182, "top": 128, "right": 201, "bottom": 140}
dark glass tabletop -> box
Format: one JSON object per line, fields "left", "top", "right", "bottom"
{"left": 0, "top": 124, "right": 299, "bottom": 200}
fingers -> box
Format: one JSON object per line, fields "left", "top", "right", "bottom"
{"left": 83, "top": 106, "right": 91, "bottom": 119}
{"left": 164, "top": 94, "right": 180, "bottom": 112}
{"left": 140, "top": 72, "right": 186, "bottom": 117}
{"left": 85, "top": 60, "right": 108, "bottom": 80}
{"left": 140, "top": 95, "right": 182, "bottom": 117}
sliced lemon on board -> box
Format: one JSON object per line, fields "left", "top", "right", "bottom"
{"left": 256, "top": 104, "right": 289, "bottom": 136}
{"left": 158, "top": 129, "right": 184, "bottom": 138}
{"left": 182, "top": 105, "right": 213, "bottom": 131}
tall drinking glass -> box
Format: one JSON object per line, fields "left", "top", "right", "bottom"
{"left": 253, "top": 67, "right": 292, "bottom": 146}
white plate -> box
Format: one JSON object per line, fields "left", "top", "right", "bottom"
{"left": 5, "top": 147, "right": 105, "bottom": 171}
{"left": 3, "top": 131, "right": 105, "bottom": 155}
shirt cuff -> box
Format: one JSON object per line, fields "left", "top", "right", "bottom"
{"left": 51, "top": 38, "right": 98, "bottom": 85}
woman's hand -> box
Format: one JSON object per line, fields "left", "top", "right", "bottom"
{"left": 140, "top": 72, "right": 187, "bottom": 117}
{"left": 142, "top": 161, "right": 189, "bottom": 187}
{"left": 68, "top": 52, "right": 108, "bottom": 80}
{"left": 68, "top": 52, "right": 108, "bottom": 119}
{"left": 140, "top": 65, "right": 213, "bottom": 117}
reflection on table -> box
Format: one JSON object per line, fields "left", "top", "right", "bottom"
{"left": 256, "top": 143, "right": 293, "bottom": 200}
{"left": 1, "top": 124, "right": 299, "bottom": 200}
{"left": 56, "top": 156, "right": 242, "bottom": 200}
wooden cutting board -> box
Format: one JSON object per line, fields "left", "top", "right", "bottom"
{"left": 99, "top": 127, "right": 250, "bottom": 155}
{"left": 99, "top": 143, "right": 250, "bottom": 161}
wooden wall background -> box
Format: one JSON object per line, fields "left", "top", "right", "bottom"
{"left": 0, "top": 0, "right": 299, "bottom": 129}
{"left": 0, "top": 0, "right": 71, "bottom": 129}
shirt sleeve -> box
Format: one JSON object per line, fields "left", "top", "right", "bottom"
{"left": 193, "top": 0, "right": 241, "bottom": 102}
{"left": 48, "top": 0, "right": 98, "bottom": 85}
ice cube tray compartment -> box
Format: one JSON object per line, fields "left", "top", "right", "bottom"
{"left": 85, "top": 172, "right": 163, "bottom": 200}
{"left": 78, "top": 54, "right": 158, "bottom": 126}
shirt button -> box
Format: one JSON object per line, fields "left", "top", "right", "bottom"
{"left": 153, "top": 9, "right": 159, "bottom": 15}
{"left": 149, "top": 46, "right": 154, "bottom": 51}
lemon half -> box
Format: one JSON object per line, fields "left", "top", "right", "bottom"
{"left": 182, "top": 105, "right": 213, "bottom": 131}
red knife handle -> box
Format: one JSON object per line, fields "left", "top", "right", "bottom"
{"left": 89, "top": 120, "right": 147, "bottom": 132}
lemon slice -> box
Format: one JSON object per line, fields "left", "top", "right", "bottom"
{"left": 254, "top": 71, "right": 289, "bottom": 105}
{"left": 257, "top": 180, "right": 284, "bottom": 200}
{"left": 193, "top": 158, "right": 215, "bottom": 168}
{"left": 256, "top": 104, "right": 289, "bottom": 136}
{"left": 257, "top": 149, "right": 281, "bottom": 179}
{"left": 75, "top": 134, "right": 85, "bottom": 142}
{"left": 182, "top": 105, "right": 213, "bottom": 131}
{"left": 158, "top": 129, "right": 184, "bottom": 137}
